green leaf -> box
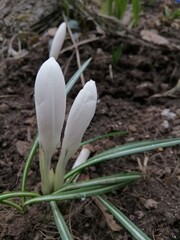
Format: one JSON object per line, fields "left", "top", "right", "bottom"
{"left": 21, "top": 136, "right": 39, "bottom": 193}
{"left": 97, "top": 196, "right": 151, "bottom": 240}
{"left": 1, "top": 200, "right": 23, "bottom": 211}
{"left": 80, "top": 130, "right": 127, "bottom": 146}
{"left": 50, "top": 201, "right": 73, "bottom": 240}
{"left": 171, "top": 8, "right": 180, "bottom": 19}
{"left": 23, "top": 182, "right": 132, "bottom": 206}
{"left": 164, "top": 5, "right": 171, "bottom": 18}
{"left": 65, "top": 138, "right": 180, "bottom": 179}
{"left": 116, "top": 0, "right": 129, "bottom": 19}
{"left": 132, "top": 0, "right": 141, "bottom": 26}
{"left": 112, "top": 45, "right": 123, "bottom": 65}
{"left": 59, "top": 172, "right": 141, "bottom": 192}
{"left": 0, "top": 191, "right": 40, "bottom": 201}
{"left": 106, "top": 0, "right": 113, "bottom": 15}
{"left": 65, "top": 58, "right": 92, "bottom": 95}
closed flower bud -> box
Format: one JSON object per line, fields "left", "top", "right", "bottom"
{"left": 35, "top": 57, "right": 66, "bottom": 166}
{"left": 54, "top": 80, "right": 97, "bottom": 190}
{"left": 62, "top": 80, "right": 97, "bottom": 165}
{"left": 49, "top": 22, "right": 66, "bottom": 60}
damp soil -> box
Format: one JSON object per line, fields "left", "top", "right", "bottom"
{"left": 0, "top": 1, "right": 180, "bottom": 240}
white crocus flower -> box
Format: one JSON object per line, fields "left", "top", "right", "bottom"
{"left": 54, "top": 80, "right": 97, "bottom": 190}
{"left": 49, "top": 22, "right": 66, "bottom": 60}
{"left": 35, "top": 57, "right": 66, "bottom": 193}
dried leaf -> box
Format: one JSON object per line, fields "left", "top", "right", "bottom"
{"left": 144, "top": 199, "right": 158, "bottom": 209}
{"left": 93, "top": 197, "right": 121, "bottom": 231}
{"left": 140, "top": 30, "right": 169, "bottom": 45}
{"left": 16, "top": 140, "right": 29, "bottom": 156}
{"left": 151, "top": 79, "right": 180, "bottom": 98}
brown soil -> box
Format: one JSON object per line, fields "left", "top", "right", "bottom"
{"left": 0, "top": 1, "right": 180, "bottom": 240}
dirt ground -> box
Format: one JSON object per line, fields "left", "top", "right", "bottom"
{"left": 0, "top": 1, "right": 180, "bottom": 239}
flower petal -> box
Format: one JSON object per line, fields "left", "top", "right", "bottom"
{"left": 61, "top": 80, "right": 97, "bottom": 165}
{"left": 49, "top": 22, "right": 66, "bottom": 60}
{"left": 35, "top": 57, "right": 66, "bottom": 166}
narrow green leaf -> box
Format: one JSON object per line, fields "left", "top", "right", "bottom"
{"left": 1, "top": 200, "right": 23, "bottom": 211}
{"left": 116, "top": 0, "right": 128, "bottom": 19}
{"left": 80, "top": 130, "right": 127, "bottom": 146}
{"left": 0, "top": 191, "right": 40, "bottom": 201}
{"left": 24, "top": 182, "right": 130, "bottom": 206}
{"left": 58, "top": 172, "right": 141, "bottom": 193}
{"left": 106, "top": 0, "right": 113, "bottom": 15}
{"left": 97, "top": 196, "right": 151, "bottom": 240}
{"left": 132, "top": 0, "right": 141, "bottom": 26}
{"left": 65, "top": 138, "right": 180, "bottom": 179}
{"left": 65, "top": 58, "right": 92, "bottom": 95}
{"left": 50, "top": 201, "right": 73, "bottom": 240}
{"left": 21, "top": 136, "right": 39, "bottom": 193}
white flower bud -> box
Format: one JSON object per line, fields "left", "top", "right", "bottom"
{"left": 35, "top": 57, "right": 66, "bottom": 166}
{"left": 61, "top": 80, "right": 97, "bottom": 165}
{"left": 49, "top": 22, "right": 66, "bottom": 60}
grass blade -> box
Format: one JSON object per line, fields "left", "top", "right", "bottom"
{"left": 65, "top": 138, "right": 180, "bottom": 179}
{"left": 50, "top": 201, "right": 73, "bottom": 240}
{"left": 97, "top": 196, "right": 151, "bottom": 240}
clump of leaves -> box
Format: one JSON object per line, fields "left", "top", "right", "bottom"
{"left": 103, "top": 0, "right": 142, "bottom": 26}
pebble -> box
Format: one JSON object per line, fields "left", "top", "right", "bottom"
{"left": 0, "top": 103, "right": 9, "bottom": 113}
{"left": 161, "top": 120, "right": 169, "bottom": 129}
{"left": 161, "top": 109, "right": 176, "bottom": 120}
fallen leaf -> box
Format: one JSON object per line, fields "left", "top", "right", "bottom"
{"left": 93, "top": 197, "right": 121, "bottom": 231}
{"left": 144, "top": 198, "right": 158, "bottom": 209}
{"left": 140, "top": 30, "right": 169, "bottom": 45}
{"left": 16, "top": 140, "right": 29, "bottom": 156}
{"left": 150, "top": 79, "right": 180, "bottom": 98}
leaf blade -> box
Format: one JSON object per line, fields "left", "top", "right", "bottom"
{"left": 50, "top": 201, "right": 73, "bottom": 240}
{"left": 97, "top": 196, "right": 151, "bottom": 240}
{"left": 65, "top": 138, "right": 180, "bottom": 179}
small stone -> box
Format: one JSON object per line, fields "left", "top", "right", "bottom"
{"left": 161, "top": 109, "right": 176, "bottom": 120}
{"left": 0, "top": 103, "right": 9, "bottom": 113}
{"left": 161, "top": 120, "right": 169, "bottom": 129}
{"left": 128, "top": 124, "right": 137, "bottom": 132}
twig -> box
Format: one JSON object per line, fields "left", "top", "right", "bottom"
{"left": 63, "top": 13, "right": 85, "bottom": 86}
{"left": 60, "top": 36, "right": 101, "bottom": 54}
